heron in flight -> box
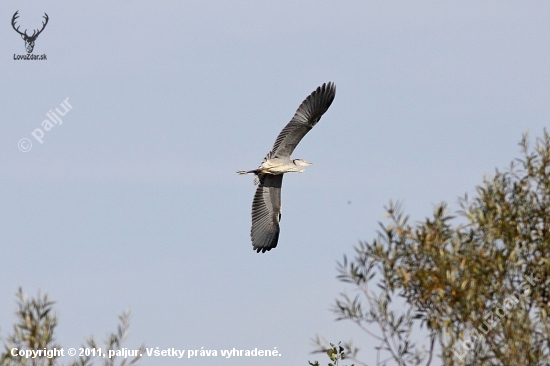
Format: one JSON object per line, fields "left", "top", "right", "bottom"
{"left": 237, "top": 82, "right": 336, "bottom": 253}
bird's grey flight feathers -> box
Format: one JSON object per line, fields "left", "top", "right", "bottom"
{"left": 270, "top": 82, "right": 336, "bottom": 159}
{"left": 251, "top": 174, "right": 283, "bottom": 253}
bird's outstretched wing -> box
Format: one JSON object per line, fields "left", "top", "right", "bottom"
{"left": 270, "top": 82, "right": 336, "bottom": 159}
{"left": 251, "top": 174, "right": 283, "bottom": 253}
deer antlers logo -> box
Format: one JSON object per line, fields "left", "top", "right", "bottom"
{"left": 12, "top": 11, "right": 49, "bottom": 54}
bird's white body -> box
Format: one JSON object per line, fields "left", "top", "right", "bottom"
{"left": 258, "top": 158, "right": 312, "bottom": 175}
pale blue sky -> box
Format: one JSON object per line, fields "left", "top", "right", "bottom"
{"left": 1, "top": 1, "right": 549, "bottom": 365}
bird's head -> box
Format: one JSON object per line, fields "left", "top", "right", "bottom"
{"left": 293, "top": 159, "right": 313, "bottom": 167}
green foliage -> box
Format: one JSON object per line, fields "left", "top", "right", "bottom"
{"left": 309, "top": 342, "right": 354, "bottom": 366}
{"left": 311, "top": 131, "right": 550, "bottom": 366}
{"left": 0, "top": 288, "right": 144, "bottom": 366}
{"left": 0, "top": 288, "right": 60, "bottom": 366}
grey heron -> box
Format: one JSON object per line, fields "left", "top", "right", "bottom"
{"left": 237, "top": 82, "right": 336, "bottom": 253}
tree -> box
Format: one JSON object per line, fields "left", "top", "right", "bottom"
{"left": 1, "top": 288, "right": 144, "bottom": 366}
{"left": 310, "top": 131, "right": 550, "bottom": 366}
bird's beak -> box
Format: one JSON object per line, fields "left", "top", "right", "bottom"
{"left": 303, "top": 161, "right": 313, "bottom": 166}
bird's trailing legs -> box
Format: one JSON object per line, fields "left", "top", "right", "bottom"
{"left": 236, "top": 169, "right": 258, "bottom": 175}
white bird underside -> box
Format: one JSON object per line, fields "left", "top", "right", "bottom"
{"left": 259, "top": 157, "right": 311, "bottom": 174}
{"left": 238, "top": 82, "right": 336, "bottom": 253}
